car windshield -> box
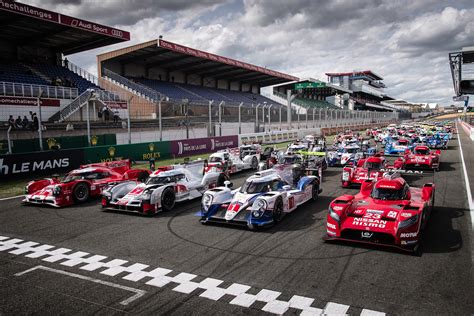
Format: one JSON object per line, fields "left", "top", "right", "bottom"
{"left": 345, "top": 148, "right": 358, "bottom": 154}
{"left": 414, "top": 148, "right": 429, "bottom": 155}
{"left": 209, "top": 156, "right": 222, "bottom": 163}
{"left": 239, "top": 180, "right": 271, "bottom": 194}
{"left": 372, "top": 187, "right": 404, "bottom": 200}
{"left": 63, "top": 172, "right": 104, "bottom": 182}
{"left": 364, "top": 161, "right": 382, "bottom": 170}
{"left": 146, "top": 174, "right": 185, "bottom": 185}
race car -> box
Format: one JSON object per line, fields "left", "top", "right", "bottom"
{"left": 23, "top": 160, "right": 150, "bottom": 207}
{"left": 384, "top": 138, "right": 412, "bottom": 155}
{"left": 286, "top": 141, "right": 309, "bottom": 154}
{"left": 200, "top": 165, "right": 322, "bottom": 229}
{"left": 207, "top": 145, "right": 260, "bottom": 174}
{"left": 395, "top": 145, "right": 441, "bottom": 171}
{"left": 425, "top": 135, "right": 448, "bottom": 149}
{"left": 341, "top": 155, "right": 387, "bottom": 187}
{"left": 327, "top": 143, "right": 365, "bottom": 167}
{"left": 101, "top": 159, "right": 226, "bottom": 215}
{"left": 325, "top": 171, "right": 435, "bottom": 253}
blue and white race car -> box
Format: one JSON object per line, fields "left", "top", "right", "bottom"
{"left": 384, "top": 138, "right": 413, "bottom": 155}
{"left": 327, "top": 143, "right": 365, "bottom": 167}
{"left": 200, "top": 166, "right": 321, "bottom": 229}
{"left": 425, "top": 135, "right": 448, "bottom": 149}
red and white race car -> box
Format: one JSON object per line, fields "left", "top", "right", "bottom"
{"left": 23, "top": 160, "right": 150, "bottom": 207}
{"left": 326, "top": 171, "right": 435, "bottom": 253}
{"left": 341, "top": 155, "right": 388, "bottom": 187}
{"left": 395, "top": 145, "right": 441, "bottom": 171}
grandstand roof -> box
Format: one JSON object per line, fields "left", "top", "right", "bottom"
{"left": 325, "top": 70, "right": 383, "bottom": 81}
{"left": 0, "top": 0, "right": 130, "bottom": 55}
{"left": 97, "top": 39, "right": 298, "bottom": 87}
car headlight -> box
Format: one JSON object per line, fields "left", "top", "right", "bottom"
{"left": 202, "top": 193, "right": 213, "bottom": 213}
{"left": 398, "top": 213, "right": 419, "bottom": 229}
{"left": 52, "top": 185, "right": 62, "bottom": 196}
{"left": 140, "top": 190, "right": 152, "bottom": 201}
{"left": 342, "top": 171, "right": 350, "bottom": 181}
{"left": 328, "top": 206, "right": 340, "bottom": 222}
{"left": 252, "top": 199, "right": 267, "bottom": 218}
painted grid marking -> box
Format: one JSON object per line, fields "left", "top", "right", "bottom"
{"left": 15, "top": 265, "right": 146, "bottom": 305}
{"left": 0, "top": 235, "right": 385, "bottom": 315}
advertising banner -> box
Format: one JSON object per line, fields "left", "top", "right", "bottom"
{"left": 84, "top": 141, "right": 171, "bottom": 163}
{"left": 0, "top": 96, "right": 60, "bottom": 107}
{"left": 0, "top": 149, "right": 84, "bottom": 180}
{"left": 170, "top": 136, "right": 238, "bottom": 157}
{"left": 0, "top": 0, "right": 60, "bottom": 23}
{"left": 60, "top": 15, "right": 130, "bottom": 40}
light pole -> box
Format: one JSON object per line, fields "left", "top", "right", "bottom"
{"left": 262, "top": 103, "right": 267, "bottom": 132}
{"left": 268, "top": 104, "right": 273, "bottom": 130}
{"left": 37, "top": 89, "right": 44, "bottom": 151}
{"left": 218, "top": 101, "right": 224, "bottom": 136}
{"left": 208, "top": 100, "right": 214, "bottom": 137}
{"left": 127, "top": 95, "right": 133, "bottom": 144}
{"left": 238, "top": 102, "right": 243, "bottom": 134}
{"left": 86, "top": 89, "right": 98, "bottom": 147}
{"left": 305, "top": 106, "right": 308, "bottom": 129}
{"left": 312, "top": 108, "right": 316, "bottom": 128}
{"left": 255, "top": 103, "right": 261, "bottom": 132}
{"left": 286, "top": 89, "right": 296, "bottom": 129}
{"left": 279, "top": 106, "right": 282, "bottom": 131}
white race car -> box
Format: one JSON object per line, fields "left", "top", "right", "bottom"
{"left": 101, "top": 160, "right": 226, "bottom": 215}
{"left": 200, "top": 166, "right": 322, "bottom": 230}
{"left": 207, "top": 145, "right": 260, "bottom": 174}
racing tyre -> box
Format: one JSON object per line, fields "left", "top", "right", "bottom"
{"left": 251, "top": 157, "right": 258, "bottom": 170}
{"left": 312, "top": 184, "right": 320, "bottom": 201}
{"left": 73, "top": 182, "right": 90, "bottom": 203}
{"left": 161, "top": 187, "right": 176, "bottom": 212}
{"left": 273, "top": 198, "right": 284, "bottom": 223}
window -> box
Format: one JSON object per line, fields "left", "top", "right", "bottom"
{"left": 371, "top": 187, "right": 404, "bottom": 200}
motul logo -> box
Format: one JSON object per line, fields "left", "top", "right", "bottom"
{"left": 400, "top": 232, "right": 417, "bottom": 238}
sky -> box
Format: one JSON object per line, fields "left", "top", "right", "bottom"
{"left": 21, "top": 0, "right": 474, "bottom": 106}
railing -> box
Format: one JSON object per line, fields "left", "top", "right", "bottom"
{"left": 102, "top": 68, "right": 162, "bottom": 102}
{"left": 0, "top": 81, "right": 78, "bottom": 99}
{"left": 56, "top": 89, "right": 92, "bottom": 122}
{"left": 64, "top": 60, "right": 99, "bottom": 86}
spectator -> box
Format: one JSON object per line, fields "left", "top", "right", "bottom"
{"left": 8, "top": 115, "right": 15, "bottom": 129}
{"left": 64, "top": 57, "right": 69, "bottom": 68}
{"left": 32, "top": 113, "right": 39, "bottom": 130}
{"left": 22, "top": 116, "right": 29, "bottom": 129}
{"left": 15, "top": 116, "right": 22, "bottom": 129}
{"left": 113, "top": 109, "right": 120, "bottom": 123}
{"left": 103, "top": 106, "right": 110, "bottom": 121}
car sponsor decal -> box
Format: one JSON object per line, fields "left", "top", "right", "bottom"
{"left": 352, "top": 217, "right": 387, "bottom": 228}
{"left": 400, "top": 212, "right": 412, "bottom": 218}
{"left": 327, "top": 223, "right": 336, "bottom": 230}
{"left": 366, "top": 209, "right": 384, "bottom": 215}
{"left": 387, "top": 211, "right": 397, "bottom": 219}
{"left": 400, "top": 232, "right": 417, "bottom": 238}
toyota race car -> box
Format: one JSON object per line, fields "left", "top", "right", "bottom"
{"left": 325, "top": 171, "right": 435, "bottom": 253}
{"left": 23, "top": 160, "right": 150, "bottom": 207}
{"left": 200, "top": 165, "right": 322, "bottom": 229}
{"left": 101, "top": 159, "right": 226, "bottom": 215}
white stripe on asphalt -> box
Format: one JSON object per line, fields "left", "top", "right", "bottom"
{"left": 0, "top": 195, "right": 24, "bottom": 201}
{"left": 15, "top": 265, "right": 146, "bottom": 305}
{"left": 360, "top": 309, "right": 386, "bottom": 316}
{"left": 0, "top": 235, "right": 385, "bottom": 315}
{"left": 456, "top": 122, "right": 474, "bottom": 230}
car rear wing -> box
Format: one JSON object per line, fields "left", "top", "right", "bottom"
{"left": 295, "top": 150, "right": 326, "bottom": 156}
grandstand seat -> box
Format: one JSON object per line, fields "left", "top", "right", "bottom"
{"left": 0, "top": 63, "right": 49, "bottom": 86}
{"left": 29, "top": 64, "right": 99, "bottom": 93}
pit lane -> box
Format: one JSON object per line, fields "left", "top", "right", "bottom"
{"left": 0, "top": 135, "right": 472, "bottom": 315}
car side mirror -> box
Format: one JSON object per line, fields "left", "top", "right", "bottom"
{"left": 224, "top": 180, "right": 233, "bottom": 188}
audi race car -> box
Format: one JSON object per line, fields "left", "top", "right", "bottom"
{"left": 325, "top": 171, "right": 435, "bottom": 253}
{"left": 384, "top": 138, "right": 413, "bottom": 155}
{"left": 395, "top": 145, "right": 441, "bottom": 171}
{"left": 101, "top": 159, "right": 226, "bottom": 215}
{"left": 23, "top": 160, "right": 150, "bottom": 207}
{"left": 207, "top": 145, "right": 261, "bottom": 174}
{"left": 341, "top": 155, "right": 387, "bottom": 188}
{"left": 200, "top": 165, "right": 322, "bottom": 229}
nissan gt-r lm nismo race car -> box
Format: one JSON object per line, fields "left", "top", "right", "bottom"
{"left": 200, "top": 166, "right": 322, "bottom": 229}
{"left": 325, "top": 171, "right": 435, "bottom": 253}
{"left": 23, "top": 160, "right": 150, "bottom": 207}
{"left": 102, "top": 159, "right": 226, "bottom": 215}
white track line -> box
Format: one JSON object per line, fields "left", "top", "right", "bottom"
{"left": 456, "top": 122, "right": 474, "bottom": 230}
{"left": 0, "top": 235, "right": 386, "bottom": 315}
{"left": 0, "top": 195, "right": 24, "bottom": 201}
{"left": 15, "top": 265, "right": 146, "bottom": 305}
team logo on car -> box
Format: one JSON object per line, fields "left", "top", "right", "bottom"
{"left": 361, "top": 232, "right": 373, "bottom": 238}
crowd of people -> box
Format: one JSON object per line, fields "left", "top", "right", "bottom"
{"left": 8, "top": 111, "right": 39, "bottom": 130}
{"left": 98, "top": 105, "right": 121, "bottom": 124}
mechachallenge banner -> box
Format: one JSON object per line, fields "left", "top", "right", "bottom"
{"left": 170, "top": 135, "right": 238, "bottom": 157}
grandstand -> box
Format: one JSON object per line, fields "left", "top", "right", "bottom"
{"left": 0, "top": 0, "right": 130, "bottom": 123}
{"left": 96, "top": 39, "right": 298, "bottom": 118}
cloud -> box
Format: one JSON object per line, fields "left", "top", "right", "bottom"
{"left": 16, "top": 0, "right": 474, "bottom": 105}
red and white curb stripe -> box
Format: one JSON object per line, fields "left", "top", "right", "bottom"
{"left": 0, "top": 235, "right": 385, "bottom": 315}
